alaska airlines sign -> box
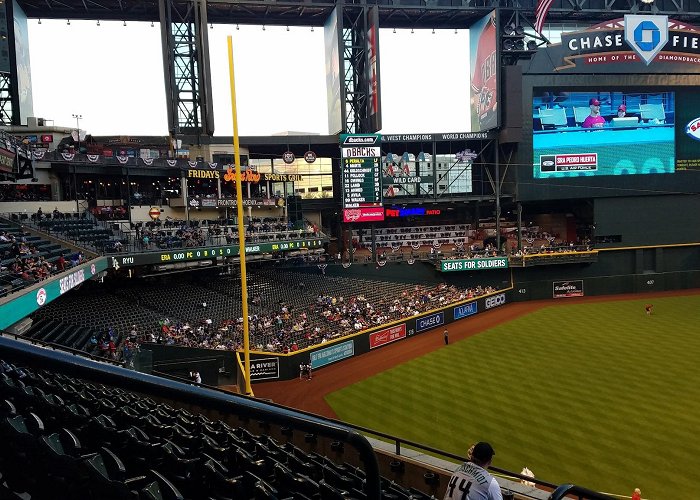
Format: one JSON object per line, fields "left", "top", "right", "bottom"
{"left": 529, "top": 16, "right": 700, "bottom": 73}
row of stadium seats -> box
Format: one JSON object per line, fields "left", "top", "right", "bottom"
{"left": 0, "top": 354, "right": 436, "bottom": 499}
{"left": 0, "top": 220, "right": 81, "bottom": 296}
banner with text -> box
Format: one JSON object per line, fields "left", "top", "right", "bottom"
{"left": 369, "top": 324, "right": 407, "bottom": 349}
{"left": 440, "top": 257, "right": 509, "bottom": 272}
{"left": 553, "top": 280, "right": 584, "bottom": 298}
{"left": 310, "top": 340, "right": 355, "bottom": 369}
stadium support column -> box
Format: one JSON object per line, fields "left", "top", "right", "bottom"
{"left": 516, "top": 201, "right": 522, "bottom": 251}
{"left": 159, "top": 0, "right": 215, "bottom": 139}
{"left": 341, "top": 6, "right": 370, "bottom": 133}
{"left": 494, "top": 141, "right": 501, "bottom": 250}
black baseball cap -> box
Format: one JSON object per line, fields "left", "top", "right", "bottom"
{"left": 472, "top": 442, "right": 495, "bottom": 462}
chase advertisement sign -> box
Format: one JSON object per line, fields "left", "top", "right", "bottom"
{"left": 624, "top": 15, "right": 668, "bottom": 65}
{"left": 528, "top": 16, "right": 700, "bottom": 73}
{"left": 416, "top": 312, "right": 444, "bottom": 333}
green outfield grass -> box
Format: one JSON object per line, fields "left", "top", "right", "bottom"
{"left": 324, "top": 294, "right": 700, "bottom": 499}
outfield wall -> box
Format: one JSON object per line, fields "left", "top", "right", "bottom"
{"left": 511, "top": 246, "right": 700, "bottom": 301}
{"left": 140, "top": 289, "right": 512, "bottom": 383}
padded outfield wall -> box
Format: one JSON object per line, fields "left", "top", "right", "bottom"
{"left": 511, "top": 245, "right": 700, "bottom": 301}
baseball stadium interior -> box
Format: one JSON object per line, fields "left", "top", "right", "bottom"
{"left": 1, "top": 0, "right": 700, "bottom": 498}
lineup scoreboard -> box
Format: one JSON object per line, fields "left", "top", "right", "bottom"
{"left": 340, "top": 134, "right": 382, "bottom": 208}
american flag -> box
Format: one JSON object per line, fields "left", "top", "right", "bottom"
{"left": 535, "top": 0, "right": 555, "bottom": 35}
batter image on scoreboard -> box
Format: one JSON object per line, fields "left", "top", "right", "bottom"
{"left": 469, "top": 10, "right": 498, "bottom": 132}
{"left": 532, "top": 89, "right": 675, "bottom": 178}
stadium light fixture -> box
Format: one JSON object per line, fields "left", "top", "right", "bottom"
{"left": 123, "top": 20, "right": 126, "bottom": 26}
{"left": 640, "top": 0, "right": 654, "bottom": 4}
{"left": 393, "top": 27, "right": 396, "bottom": 33}
{"left": 286, "top": 25, "right": 290, "bottom": 31}
{"left": 411, "top": 28, "right": 414, "bottom": 33}
{"left": 527, "top": 40, "right": 538, "bottom": 51}
{"left": 432, "top": 28, "right": 435, "bottom": 34}
{"left": 262, "top": 25, "right": 265, "bottom": 31}
{"left": 210, "top": 23, "right": 213, "bottom": 29}
{"left": 311, "top": 26, "right": 314, "bottom": 32}
{"left": 66, "top": 19, "right": 70, "bottom": 25}
{"left": 236, "top": 24, "right": 239, "bottom": 30}
{"left": 515, "top": 25, "right": 525, "bottom": 36}
{"left": 97, "top": 20, "right": 101, "bottom": 26}
{"left": 38, "top": 18, "right": 41, "bottom": 24}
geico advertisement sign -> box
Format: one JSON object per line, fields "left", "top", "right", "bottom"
{"left": 484, "top": 293, "right": 506, "bottom": 310}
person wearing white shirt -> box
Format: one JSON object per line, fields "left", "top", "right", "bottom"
{"left": 444, "top": 442, "right": 503, "bottom": 500}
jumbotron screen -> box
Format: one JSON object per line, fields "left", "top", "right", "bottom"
{"left": 532, "top": 89, "right": 675, "bottom": 178}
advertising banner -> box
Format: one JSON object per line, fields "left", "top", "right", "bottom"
{"left": 469, "top": 10, "right": 499, "bottom": 132}
{"left": 484, "top": 293, "right": 507, "bottom": 310}
{"left": 0, "top": 258, "right": 110, "bottom": 330}
{"left": 369, "top": 324, "right": 407, "bottom": 349}
{"left": 342, "top": 207, "right": 385, "bottom": 223}
{"left": 110, "top": 238, "right": 326, "bottom": 268}
{"left": 440, "top": 257, "right": 509, "bottom": 272}
{"left": 553, "top": 280, "right": 585, "bottom": 298}
{"left": 454, "top": 302, "right": 478, "bottom": 320}
{"left": 366, "top": 5, "right": 382, "bottom": 132}
{"left": 324, "top": 6, "right": 343, "bottom": 135}
{"left": 249, "top": 357, "right": 280, "bottom": 381}
{"left": 527, "top": 16, "right": 700, "bottom": 74}
{"left": 416, "top": 312, "right": 445, "bottom": 333}
{"left": 310, "top": 340, "right": 354, "bottom": 369}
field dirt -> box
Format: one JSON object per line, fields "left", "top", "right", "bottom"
{"left": 252, "top": 289, "right": 699, "bottom": 418}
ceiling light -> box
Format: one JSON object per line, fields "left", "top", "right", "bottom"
{"left": 67, "top": 19, "right": 70, "bottom": 25}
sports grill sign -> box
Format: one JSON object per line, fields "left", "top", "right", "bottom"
{"left": 528, "top": 16, "right": 700, "bottom": 73}
{"left": 369, "top": 324, "right": 407, "bottom": 349}
{"left": 553, "top": 280, "right": 584, "bottom": 298}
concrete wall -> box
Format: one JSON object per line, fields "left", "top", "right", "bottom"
{"left": 0, "top": 200, "right": 81, "bottom": 215}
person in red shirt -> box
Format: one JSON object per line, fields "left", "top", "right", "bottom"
{"left": 582, "top": 98, "right": 606, "bottom": 128}
{"left": 632, "top": 488, "right": 642, "bottom": 500}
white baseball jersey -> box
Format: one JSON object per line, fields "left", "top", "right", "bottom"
{"left": 443, "top": 462, "right": 503, "bottom": 500}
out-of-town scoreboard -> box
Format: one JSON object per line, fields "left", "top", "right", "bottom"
{"left": 340, "top": 134, "right": 382, "bottom": 209}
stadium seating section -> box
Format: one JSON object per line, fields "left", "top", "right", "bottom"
{"left": 23, "top": 267, "right": 500, "bottom": 358}
{"left": 0, "top": 220, "right": 81, "bottom": 296}
{"left": 0, "top": 356, "right": 438, "bottom": 499}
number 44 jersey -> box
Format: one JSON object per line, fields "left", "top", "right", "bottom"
{"left": 443, "top": 461, "right": 503, "bottom": 500}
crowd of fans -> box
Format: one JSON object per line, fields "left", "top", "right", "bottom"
{"left": 1, "top": 229, "right": 80, "bottom": 282}
{"left": 141, "top": 282, "right": 497, "bottom": 354}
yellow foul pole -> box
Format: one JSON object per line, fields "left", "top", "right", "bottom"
{"left": 227, "top": 36, "right": 252, "bottom": 396}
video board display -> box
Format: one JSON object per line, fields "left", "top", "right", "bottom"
{"left": 469, "top": 10, "right": 499, "bottom": 132}
{"left": 532, "top": 89, "right": 675, "bottom": 178}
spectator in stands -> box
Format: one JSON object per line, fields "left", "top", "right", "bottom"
{"left": 36, "top": 207, "right": 43, "bottom": 219}
{"left": 632, "top": 488, "right": 642, "bottom": 500}
{"left": 444, "top": 442, "right": 502, "bottom": 500}
{"left": 582, "top": 98, "right": 606, "bottom": 128}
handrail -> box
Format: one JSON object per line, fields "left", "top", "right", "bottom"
{"left": 0, "top": 330, "right": 125, "bottom": 368}
{"left": 548, "top": 484, "right": 616, "bottom": 500}
{"left": 0, "top": 335, "right": 382, "bottom": 498}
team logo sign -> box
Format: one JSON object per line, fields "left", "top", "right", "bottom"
{"left": 36, "top": 288, "right": 47, "bottom": 306}
{"left": 624, "top": 15, "right": 668, "bottom": 65}
{"left": 686, "top": 117, "right": 700, "bottom": 141}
